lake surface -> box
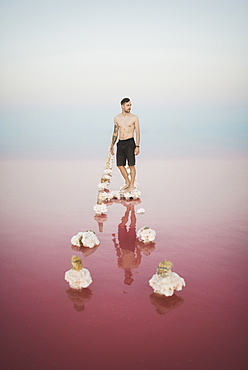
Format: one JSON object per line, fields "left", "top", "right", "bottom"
{"left": 1, "top": 157, "right": 248, "bottom": 369}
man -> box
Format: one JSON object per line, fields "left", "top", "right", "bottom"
{"left": 110, "top": 97, "right": 140, "bottom": 192}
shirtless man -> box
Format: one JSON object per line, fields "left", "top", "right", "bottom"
{"left": 110, "top": 98, "right": 140, "bottom": 192}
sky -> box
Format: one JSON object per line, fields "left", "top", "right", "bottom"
{"left": 0, "top": 0, "right": 248, "bottom": 158}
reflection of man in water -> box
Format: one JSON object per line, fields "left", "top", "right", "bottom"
{"left": 112, "top": 202, "right": 141, "bottom": 285}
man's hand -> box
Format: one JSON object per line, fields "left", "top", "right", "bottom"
{"left": 134, "top": 147, "right": 140, "bottom": 155}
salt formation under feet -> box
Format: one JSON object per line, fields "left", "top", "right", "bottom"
{"left": 93, "top": 148, "right": 142, "bottom": 215}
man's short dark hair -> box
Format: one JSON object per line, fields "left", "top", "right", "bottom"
{"left": 121, "top": 97, "right": 130, "bottom": 105}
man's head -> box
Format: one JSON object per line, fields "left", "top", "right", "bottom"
{"left": 121, "top": 97, "right": 132, "bottom": 113}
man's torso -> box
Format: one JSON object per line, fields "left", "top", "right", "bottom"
{"left": 115, "top": 113, "right": 137, "bottom": 140}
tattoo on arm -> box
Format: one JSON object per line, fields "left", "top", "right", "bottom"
{"left": 111, "top": 135, "right": 117, "bottom": 147}
{"left": 110, "top": 123, "right": 118, "bottom": 148}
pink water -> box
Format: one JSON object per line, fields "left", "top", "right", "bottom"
{"left": 1, "top": 158, "right": 248, "bottom": 370}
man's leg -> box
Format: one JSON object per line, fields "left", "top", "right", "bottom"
{"left": 118, "top": 166, "right": 130, "bottom": 190}
{"left": 125, "top": 166, "right": 136, "bottom": 192}
{"left": 123, "top": 138, "right": 136, "bottom": 192}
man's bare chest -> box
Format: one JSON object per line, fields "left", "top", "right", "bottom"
{"left": 118, "top": 118, "right": 135, "bottom": 130}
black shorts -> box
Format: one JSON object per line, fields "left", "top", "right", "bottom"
{"left": 116, "top": 137, "right": 136, "bottom": 166}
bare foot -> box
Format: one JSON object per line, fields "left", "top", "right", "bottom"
{"left": 124, "top": 186, "right": 135, "bottom": 193}
{"left": 120, "top": 183, "right": 130, "bottom": 191}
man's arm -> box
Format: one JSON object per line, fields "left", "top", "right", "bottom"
{"left": 134, "top": 116, "right": 140, "bottom": 155}
{"left": 109, "top": 119, "right": 118, "bottom": 155}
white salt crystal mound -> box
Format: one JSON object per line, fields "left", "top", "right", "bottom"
{"left": 81, "top": 230, "right": 100, "bottom": 248}
{"left": 137, "top": 226, "right": 156, "bottom": 243}
{"left": 98, "top": 182, "right": 109, "bottom": 191}
{"left": 71, "top": 232, "right": 84, "bottom": 247}
{"left": 93, "top": 203, "right": 108, "bottom": 215}
{"left": 104, "top": 169, "right": 112, "bottom": 175}
{"left": 65, "top": 268, "right": 92, "bottom": 289}
{"left": 101, "top": 191, "right": 113, "bottom": 201}
{"left": 149, "top": 272, "right": 186, "bottom": 297}
{"left": 123, "top": 189, "right": 141, "bottom": 200}
{"left": 111, "top": 190, "right": 121, "bottom": 200}
{"left": 71, "top": 230, "right": 100, "bottom": 248}
{"left": 137, "top": 208, "right": 145, "bottom": 214}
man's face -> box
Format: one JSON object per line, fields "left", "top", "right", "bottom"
{"left": 122, "top": 101, "right": 132, "bottom": 113}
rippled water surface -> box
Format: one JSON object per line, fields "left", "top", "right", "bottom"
{"left": 1, "top": 157, "right": 248, "bottom": 369}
